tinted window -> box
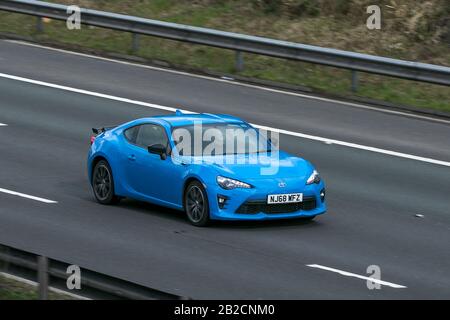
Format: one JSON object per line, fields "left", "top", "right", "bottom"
{"left": 124, "top": 126, "right": 139, "bottom": 143}
{"left": 135, "top": 124, "right": 168, "bottom": 148}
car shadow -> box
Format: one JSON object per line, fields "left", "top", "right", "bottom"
{"left": 114, "top": 198, "right": 323, "bottom": 230}
{"left": 116, "top": 198, "right": 187, "bottom": 221}
{"left": 210, "top": 216, "right": 322, "bottom": 230}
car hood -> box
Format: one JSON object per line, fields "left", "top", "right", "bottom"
{"left": 186, "top": 151, "right": 313, "bottom": 181}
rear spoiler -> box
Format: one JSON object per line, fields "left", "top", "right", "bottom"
{"left": 92, "top": 126, "right": 116, "bottom": 135}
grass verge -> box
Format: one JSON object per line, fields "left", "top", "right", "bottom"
{"left": 0, "top": 273, "right": 77, "bottom": 300}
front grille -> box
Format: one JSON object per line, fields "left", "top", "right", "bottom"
{"left": 236, "top": 196, "right": 317, "bottom": 214}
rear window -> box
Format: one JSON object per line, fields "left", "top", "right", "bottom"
{"left": 135, "top": 124, "right": 168, "bottom": 148}
{"left": 124, "top": 126, "right": 139, "bottom": 144}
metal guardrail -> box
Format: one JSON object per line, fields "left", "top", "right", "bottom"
{"left": 0, "top": 0, "right": 449, "bottom": 90}
{"left": 0, "top": 244, "right": 186, "bottom": 300}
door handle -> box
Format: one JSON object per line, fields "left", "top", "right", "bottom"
{"left": 128, "top": 154, "right": 136, "bottom": 161}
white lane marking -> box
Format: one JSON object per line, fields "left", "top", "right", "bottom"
{"left": 1, "top": 72, "right": 450, "bottom": 168}
{"left": 0, "top": 72, "right": 181, "bottom": 113}
{"left": 0, "top": 187, "right": 58, "bottom": 204}
{"left": 306, "top": 264, "right": 407, "bottom": 289}
{"left": 5, "top": 40, "right": 450, "bottom": 125}
{"left": 253, "top": 124, "right": 450, "bottom": 167}
{"left": 0, "top": 272, "right": 90, "bottom": 300}
{"left": 0, "top": 123, "right": 7, "bottom": 126}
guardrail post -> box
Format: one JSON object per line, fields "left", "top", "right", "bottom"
{"left": 235, "top": 50, "right": 244, "bottom": 72}
{"left": 36, "top": 17, "right": 43, "bottom": 33}
{"left": 37, "top": 256, "right": 49, "bottom": 300}
{"left": 132, "top": 33, "right": 140, "bottom": 54}
{"left": 351, "top": 70, "right": 358, "bottom": 92}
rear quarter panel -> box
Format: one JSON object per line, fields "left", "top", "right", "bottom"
{"left": 88, "top": 130, "right": 126, "bottom": 196}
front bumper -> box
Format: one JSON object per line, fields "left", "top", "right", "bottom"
{"left": 206, "top": 179, "right": 327, "bottom": 221}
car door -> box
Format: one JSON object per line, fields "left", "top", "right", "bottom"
{"left": 122, "top": 123, "right": 184, "bottom": 206}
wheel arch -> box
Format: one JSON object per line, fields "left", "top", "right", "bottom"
{"left": 90, "top": 155, "right": 107, "bottom": 180}
{"left": 89, "top": 154, "right": 117, "bottom": 187}
{"left": 182, "top": 176, "right": 206, "bottom": 210}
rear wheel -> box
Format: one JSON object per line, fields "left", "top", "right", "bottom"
{"left": 184, "top": 181, "right": 210, "bottom": 227}
{"left": 92, "top": 160, "right": 120, "bottom": 205}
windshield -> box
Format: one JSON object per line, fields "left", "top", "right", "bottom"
{"left": 171, "top": 122, "right": 272, "bottom": 156}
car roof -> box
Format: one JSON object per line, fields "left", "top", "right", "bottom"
{"left": 140, "top": 112, "right": 246, "bottom": 127}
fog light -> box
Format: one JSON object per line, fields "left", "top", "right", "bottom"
{"left": 320, "top": 189, "right": 326, "bottom": 202}
{"left": 217, "top": 195, "right": 229, "bottom": 209}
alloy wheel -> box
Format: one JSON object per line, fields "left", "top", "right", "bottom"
{"left": 93, "top": 164, "right": 112, "bottom": 201}
{"left": 186, "top": 185, "right": 206, "bottom": 223}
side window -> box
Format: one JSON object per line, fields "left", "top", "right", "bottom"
{"left": 124, "top": 126, "right": 139, "bottom": 144}
{"left": 135, "top": 124, "right": 168, "bottom": 148}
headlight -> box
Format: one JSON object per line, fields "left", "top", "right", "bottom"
{"left": 306, "top": 170, "right": 321, "bottom": 185}
{"left": 217, "top": 176, "right": 252, "bottom": 190}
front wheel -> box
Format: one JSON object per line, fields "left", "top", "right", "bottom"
{"left": 184, "top": 181, "right": 210, "bottom": 227}
{"left": 92, "top": 160, "right": 120, "bottom": 205}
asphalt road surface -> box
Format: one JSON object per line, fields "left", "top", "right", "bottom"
{"left": 0, "top": 40, "right": 449, "bottom": 299}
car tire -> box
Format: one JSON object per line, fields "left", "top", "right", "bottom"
{"left": 184, "top": 181, "right": 210, "bottom": 227}
{"left": 92, "top": 160, "right": 120, "bottom": 205}
{"left": 300, "top": 215, "right": 316, "bottom": 221}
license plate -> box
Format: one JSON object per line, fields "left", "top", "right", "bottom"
{"left": 267, "top": 193, "right": 303, "bottom": 204}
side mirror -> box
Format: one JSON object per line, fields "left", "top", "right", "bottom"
{"left": 148, "top": 144, "right": 167, "bottom": 160}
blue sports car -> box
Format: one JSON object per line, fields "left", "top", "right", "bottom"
{"left": 88, "top": 111, "right": 326, "bottom": 226}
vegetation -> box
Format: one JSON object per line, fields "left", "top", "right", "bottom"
{"left": 0, "top": 274, "right": 75, "bottom": 300}
{"left": 0, "top": 0, "right": 448, "bottom": 111}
